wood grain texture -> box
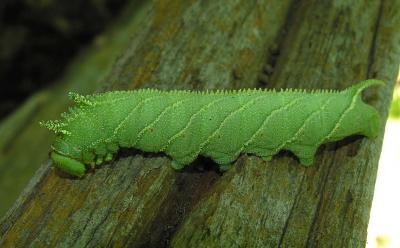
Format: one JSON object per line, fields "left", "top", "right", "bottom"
{"left": 0, "top": 0, "right": 149, "bottom": 217}
{"left": 1, "top": 0, "right": 400, "bottom": 247}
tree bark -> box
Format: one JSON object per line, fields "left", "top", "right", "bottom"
{"left": 1, "top": 0, "right": 399, "bottom": 247}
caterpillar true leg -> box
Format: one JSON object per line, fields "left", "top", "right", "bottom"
{"left": 171, "top": 161, "right": 186, "bottom": 170}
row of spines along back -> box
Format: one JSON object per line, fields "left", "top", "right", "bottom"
{"left": 83, "top": 79, "right": 380, "bottom": 99}
{"left": 68, "top": 87, "right": 342, "bottom": 106}
{"left": 85, "top": 87, "right": 342, "bottom": 97}
{"left": 52, "top": 87, "right": 342, "bottom": 129}
{"left": 68, "top": 79, "right": 383, "bottom": 108}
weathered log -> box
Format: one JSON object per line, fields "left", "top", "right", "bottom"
{"left": 1, "top": 0, "right": 399, "bottom": 247}
{"left": 0, "top": 0, "right": 148, "bottom": 217}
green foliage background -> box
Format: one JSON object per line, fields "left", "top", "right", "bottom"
{"left": 389, "top": 83, "right": 400, "bottom": 119}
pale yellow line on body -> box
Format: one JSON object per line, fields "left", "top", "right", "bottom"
{"left": 196, "top": 94, "right": 268, "bottom": 155}
{"left": 323, "top": 89, "right": 361, "bottom": 141}
{"left": 133, "top": 97, "right": 192, "bottom": 146}
{"left": 234, "top": 97, "right": 306, "bottom": 157}
{"left": 272, "top": 97, "right": 334, "bottom": 154}
{"left": 89, "top": 95, "right": 162, "bottom": 148}
{"left": 161, "top": 97, "right": 226, "bottom": 152}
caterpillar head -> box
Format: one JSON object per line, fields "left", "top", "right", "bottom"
{"left": 50, "top": 137, "right": 86, "bottom": 177}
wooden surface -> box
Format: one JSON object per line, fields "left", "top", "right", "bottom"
{"left": 1, "top": 0, "right": 400, "bottom": 247}
{"left": 0, "top": 0, "right": 148, "bottom": 217}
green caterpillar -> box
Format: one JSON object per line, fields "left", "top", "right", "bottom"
{"left": 41, "top": 79, "right": 383, "bottom": 177}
